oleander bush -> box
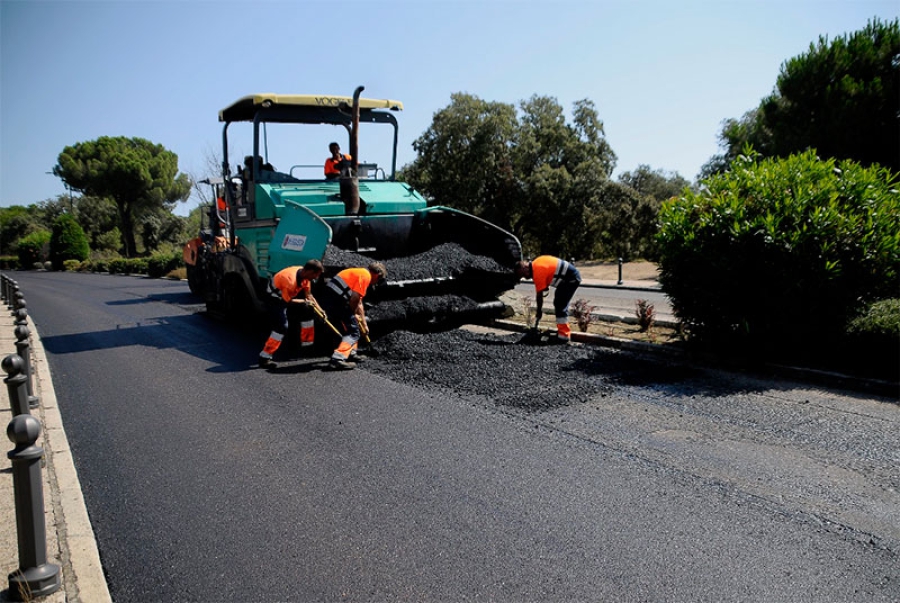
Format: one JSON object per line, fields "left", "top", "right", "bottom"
{"left": 657, "top": 150, "right": 900, "bottom": 372}
{"left": 16, "top": 230, "right": 51, "bottom": 269}
{"left": 844, "top": 298, "right": 900, "bottom": 380}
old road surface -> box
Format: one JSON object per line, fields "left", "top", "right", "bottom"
{"left": 11, "top": 271, "right": 900, "bottom": 602}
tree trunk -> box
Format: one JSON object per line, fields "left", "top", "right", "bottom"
{"left": 116, "top": 200, "right": 137, "bottom": 258}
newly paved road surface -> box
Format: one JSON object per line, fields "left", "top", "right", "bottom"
{"left": 6, "top": 271, "right": 899, "bottom": 602}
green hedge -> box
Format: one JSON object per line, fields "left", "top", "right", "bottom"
{"left": 657, "top": 150, "right": 900, "bottom": 370}
{"left": 147, "top": 251, "right": 183, "bottom": 278}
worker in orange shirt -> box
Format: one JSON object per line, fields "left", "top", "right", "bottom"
{"left": 319, "top": 262, "right": 387, "bottom": 369}
{"left": 514, "top": 255, "right": 582, "bottom": 343}
{"left": 324, "top": 142, "right": 351, "bottom": 180}
{"left": 258, "top": 259, "right": 325, "bottom": 368}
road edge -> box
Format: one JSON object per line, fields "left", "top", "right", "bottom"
{"left": 31, "top": 327, "right": 113, "bottom": 603}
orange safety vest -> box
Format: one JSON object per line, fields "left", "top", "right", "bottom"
{"left": 327, "top": 267, "right": 371, "bottom": 299}
{"left": 272, "top": 266, "right": 311, "bottom": 303}
{"left": 325, "top": 153, "right": 352, "bottom": 177}
{"left": 531, "top": 255, "right": 571, "bottom": 291}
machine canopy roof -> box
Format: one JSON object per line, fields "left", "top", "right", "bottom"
{"left": 219, "top": 94, "right": 404, "bottom": 123}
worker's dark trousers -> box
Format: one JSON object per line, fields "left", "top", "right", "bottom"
{"left": 318, "top": 288, "right": 361, "bottom": 361}
{"left": 260, "top": 300, "right": 314, "bottom": 359}
{"left": 553, "top": 266, "right": 582, "bottom": 318}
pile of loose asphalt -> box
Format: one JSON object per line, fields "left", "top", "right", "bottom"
{"left": 321, "top": 242, "right": 694, "bottom": 411}
{"left": 358, "top": 329, "right": 694, "bottom": 412}
{"left": 323, "top": 243, "right": 511, "bottom": 323}
{"left": 323, "top": 242, "right": 509, "bottom": 281}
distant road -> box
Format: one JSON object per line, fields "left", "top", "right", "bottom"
{"left": 513, "top": 282, "right": 675, "bottom": 322}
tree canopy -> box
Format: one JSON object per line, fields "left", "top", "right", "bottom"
{"left": 54, "top": 136, "right": 191, "bottom": 257}
{"left": 703, "top": 17, "right": 900, "bottom": 176}
{"left": 401, "top": 93, "right": 668, "bottom": 260}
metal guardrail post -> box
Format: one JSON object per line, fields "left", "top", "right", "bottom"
{"left": 14, "top": 290, "right": 25, "bottom": 314}
{"left": 6, "top": 414, "right": 62, "bottom": 601}
{"left": 14, "top": 326, "right": 39, "bottom": 409}
{"left": 3, "top": 355, "right": 32, "bottom": 417}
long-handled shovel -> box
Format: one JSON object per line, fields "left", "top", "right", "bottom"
{"left": 358, "top": 318, "right": 380, "bottom": 357}
{"left": 310, "top": 302, "right": 341, "bottom": 337}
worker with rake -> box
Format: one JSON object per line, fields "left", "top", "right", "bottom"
{"left": 258, "top": 259, "right": 325, "bottom": 368}
{"left": 515, "top": 256, "right": 582, "bottom": 343}
{"left": 319, "top": 262, "right": 387, "bottom": 370}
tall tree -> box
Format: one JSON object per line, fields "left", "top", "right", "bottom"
{"left": 704, "top": 17, "right": 900, "bottom": 175}
{"left": 0, "top": 206, "right": 42, "bottom": 256}
{"left": 74, "top": 195, "right": 121, "bottom": 254}
{"left": 403, "top": 93, "right": 624, "bottom": 259}
{"left": 54, "top": 136, "right": 191, "bottom": 256}
{"left": 403, "top": 93, "right": 519, "bottom": 227}
{"left": 618, "top": 164, "right": 691, "bottom": 202}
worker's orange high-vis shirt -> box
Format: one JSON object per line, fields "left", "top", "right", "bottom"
{"left": 273, "top": 267, "right": 311, "bottom": 303}
{"left": 336, "top": 267, "right": 372, "bottom": 298}
{"left": 531, "top": 255, "right": 561, "bottom": 292}
{"left": 324, "top": 153, "right": 352, "bottom": 177}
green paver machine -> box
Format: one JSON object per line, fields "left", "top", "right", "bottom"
{"left": 185, "top": 86, "right": 522, "bottom": 327}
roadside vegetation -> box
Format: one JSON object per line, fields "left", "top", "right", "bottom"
{"left": 0, "top": 17, "right": 896, "bottom": 380}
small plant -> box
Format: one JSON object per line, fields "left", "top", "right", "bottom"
{"left": 635, "top": 298, "right": 655, "bottom": 332}
{"left": 571, "top": 298, "right": 596, "bottom": 332}
{"left": 521, "top": 294, "right": 535, "bottom": 326}
{"left": 167, "top": 267, "right": 187, "bottom": 280}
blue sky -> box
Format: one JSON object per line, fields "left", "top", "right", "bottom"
{"left": 1, "top": 0, "right": 896, "bottom": 217}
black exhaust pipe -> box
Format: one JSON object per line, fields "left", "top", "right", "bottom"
{"left": 340, "top": 85, "right": 364, "bottom": 216}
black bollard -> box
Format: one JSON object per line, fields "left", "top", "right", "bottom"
{"left": 3, "top": 355, "right": 31, "bottom": 416}
{"left": 1, "top": 274, "right": 7, "bottom": 305}
{"left": 617, "top": 257, "right": 624, "bottom": 285}
{"left": 6, "top": 414, "right": 61, "bottom": 601}
{"left": 15, "top": 307, "right": 28, "bottom": 328}
{"left": 14, "top": 326, "right": 39, "bottom": 408}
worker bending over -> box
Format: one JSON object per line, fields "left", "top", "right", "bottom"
{"left": 515, "top": 255, "right": 582, "bottom": 343}
{"left": 319, "top": 262, "right": 387, "bottom": 370}
{"left": 258, "top": 260, "right": 324, "bottom": 368}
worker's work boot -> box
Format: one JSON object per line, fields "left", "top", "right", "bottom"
{"left": 348, "top": 352, "right": 366, "bottom": 364}
{"left": 258, "top": 356, "right": 276, "bottom": 368}
{"left": 328, "top": 358, "right": 357, "bottom": 371}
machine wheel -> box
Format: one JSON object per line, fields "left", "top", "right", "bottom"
{"left": 186, "top": 264, "right": 205, "bottom": 296}
{"left": 222, "top": 274, "right": 254, "bottom": 323}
